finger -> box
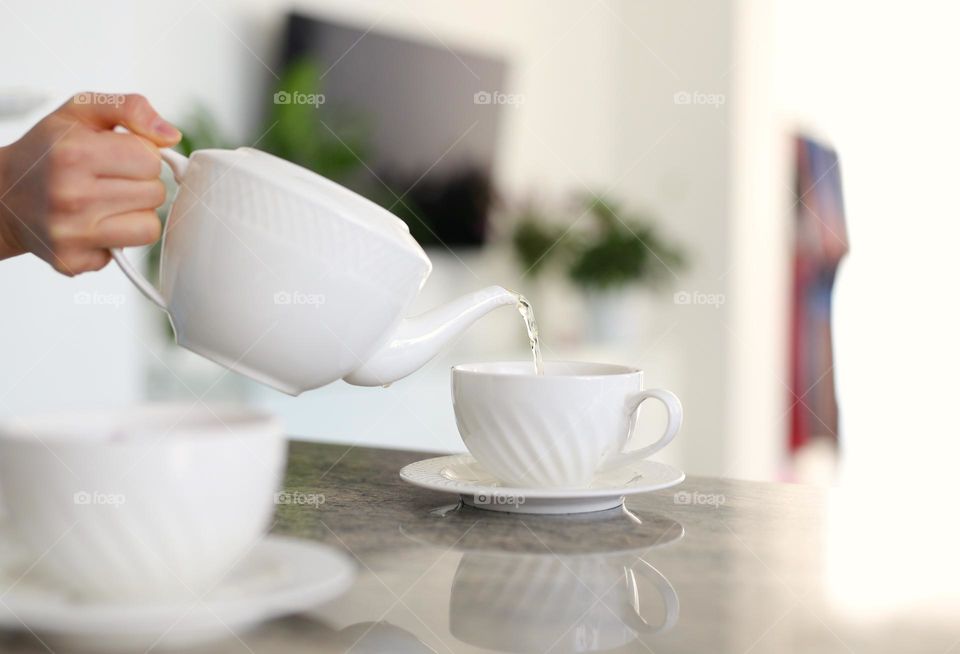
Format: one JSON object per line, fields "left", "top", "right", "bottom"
{"left": 88, "top": 178, "right": 167, "bottom": 216}
{"left": 94, "top": 210, "right": 162, "bottom": 249}
{"left": 85, "top": 132, "right": 164, "bottom": 179}
{"left": 47, "top": 248, "right": 112, "bottom": 277}
{"left": 62, "top": 93, "right": 181, "bottom": 147}
{"left": 72, "top": 249, "right": 113, "bottom": 274}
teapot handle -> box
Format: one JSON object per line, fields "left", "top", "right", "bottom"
{"left": 110, "top": 149, "right": 190, "bottom": 311}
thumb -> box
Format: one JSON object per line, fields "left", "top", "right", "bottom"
{"left": 62, "top": 92, "right": 181, "bottom": 147}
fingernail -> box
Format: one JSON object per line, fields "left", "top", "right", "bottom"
{"left": 153, "top": 117, "right": 181, "bottom": 140}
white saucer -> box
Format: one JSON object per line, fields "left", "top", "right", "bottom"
{"left": 400, "top": 454, "right": 685, "bottom": 514}
{"left": 0, "top": 535, "right": 355, "bottom": 652}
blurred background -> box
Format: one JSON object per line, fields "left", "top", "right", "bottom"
{"left": 1, "top": 0, "right": 956, "bottom": 483}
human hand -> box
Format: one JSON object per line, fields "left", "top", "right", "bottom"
{"left": 0, "top": 93, "right": 181, "bottom": 275}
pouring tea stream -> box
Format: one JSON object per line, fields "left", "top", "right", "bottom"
{"left": 111, "top": 147, "right": 527, "bottom": 395}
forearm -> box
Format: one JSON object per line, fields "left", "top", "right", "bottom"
{"left": 0, "top": 145, "right": 28, "bottom": 260}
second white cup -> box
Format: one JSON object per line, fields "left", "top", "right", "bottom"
{"left": 0, "top": 403, "right": 286, "bottom": 601}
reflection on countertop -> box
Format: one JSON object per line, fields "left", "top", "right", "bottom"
{"left": 403, "top": 504, "right": 682, "bottom": 653}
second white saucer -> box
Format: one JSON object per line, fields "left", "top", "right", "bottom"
{"left": 0, "top": 535, "right": 355, "bottom": 652}
{"left": 400, "top": 454, "right": 684, "bottom": 514}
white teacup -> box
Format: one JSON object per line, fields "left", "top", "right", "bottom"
{"left": 451, "top": 361, "right": 682, "bottom": 488}
{"left": 0, "top": 403, "right": 285, "bottom": 601}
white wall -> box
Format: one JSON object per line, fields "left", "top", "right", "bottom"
{"left": 726, "top": 0, "right": 960, "bottom": 482}
{"left": 0, "top": 0, "right": 744, "bottom": 477}
{"left": 247, "top": 0, "right": 741, "bottom": 476}
{"left": 0, "top": 1, "right": 147, "bottom": 415}
{"left": 771, "top": 1, "right": 960, "bottom": 483}
{"left": 726, "top": 0, "right": 792, "bottom": 480}
{"left": 611, "top": 0, "right": 734, "bottom": 475}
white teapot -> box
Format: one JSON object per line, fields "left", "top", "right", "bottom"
{"left": 112, "top": 147, "right": 516, "bottom": 395}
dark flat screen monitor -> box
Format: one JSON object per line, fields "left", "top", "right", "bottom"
{"left": 275, "top": 12, "right": 507, "bottom": 246}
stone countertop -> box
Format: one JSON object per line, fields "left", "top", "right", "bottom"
{"left": 4, "top": 441, "right": 957, "bottom": 653}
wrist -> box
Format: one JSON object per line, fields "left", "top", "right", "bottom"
{"left": 0, "top": 146, "right": 27, "bottom": 260}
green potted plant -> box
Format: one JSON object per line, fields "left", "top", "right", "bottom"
{"left": 511, "top": 194, "right": 686, "bottom": 343}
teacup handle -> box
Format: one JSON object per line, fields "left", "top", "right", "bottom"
{"left": 109, "top": 148, "right": 190, "bottom": 311}
{"left": 620, "top": 558, "right": 680, "bottom": 634}
{"left": 600, "top": 388, "right": 683, "bottom": 471}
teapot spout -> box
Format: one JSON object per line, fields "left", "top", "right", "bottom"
{"left": 343, "top": 286, "right": 517, "bottom": 387}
